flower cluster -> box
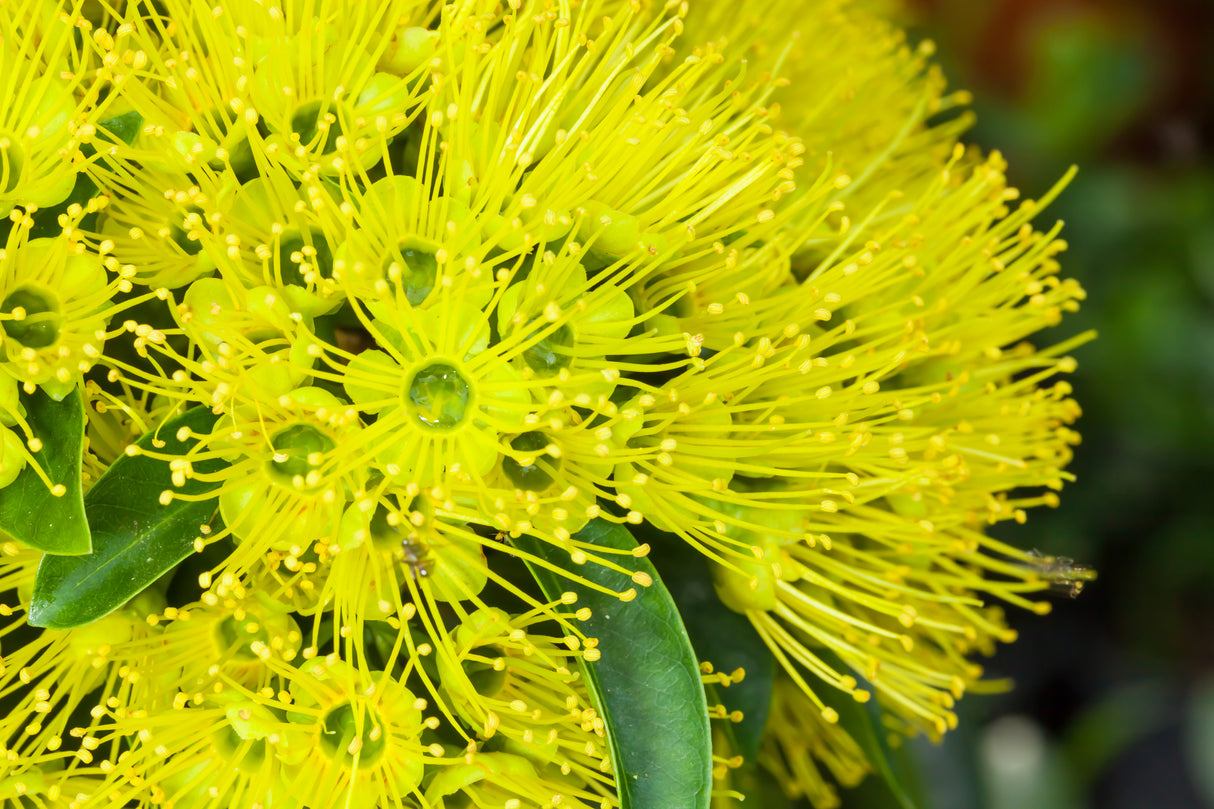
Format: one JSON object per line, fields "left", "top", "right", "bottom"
{"left": 0, "top": 0, "right": 1089, "bottom": 807}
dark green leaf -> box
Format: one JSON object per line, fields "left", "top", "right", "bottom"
{"left": 816, "top": 648, "right": 921, "bottom": 809}
{"left": 513, "top": 520, "right": 713, "bottom": 809}
{"left": 28, "top": 405, "right": 226, "bottom": 630}
{"left": 93, "top": 111, "right": 144, "bottom": 148}
{"left": 645, "top": 528, "right": 775, "bottom": 764}
{"left": 0, "top": 388, "right": 89, "bottom": 554}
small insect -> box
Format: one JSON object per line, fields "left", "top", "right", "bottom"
{"left": 398, "top": 534, "right": 431, "bottom": 581}
{"left": 1025, "top": 549, "right": 1096, "bottom": 598}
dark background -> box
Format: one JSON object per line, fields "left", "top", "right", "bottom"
{"left": 855, "top": 1, "right": 1214, "bottom": 808}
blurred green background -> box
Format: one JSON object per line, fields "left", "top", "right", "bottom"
{"left": 855, "top": 1, "right": 1214, "bottom": 808}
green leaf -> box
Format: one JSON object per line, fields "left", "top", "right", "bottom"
{"left": 93, "top": 110, "right": 145, "bottom": 148}
{"left": 816, "top": 648, "right": 921, "bottom": 809}
{"left": 28, "top": 405, "right": 226, "bottom": 630}
{"left": 646, "top": 529, "right": 775, "bottom": 764}
{"left": 513, "top": 520, "right": 713, "bottom": 809}
{"left": 0, "top": 388, "right": 90, "bottom": 554}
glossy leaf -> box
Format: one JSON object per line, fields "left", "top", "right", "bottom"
{"left": 513, "top": 520, "right": 712, "bottom": 809}
{"left": 29, "top": 406, "right": 225, "bottom": 629}
{"left": 646, "top": 529, "right": 775, "bottom": 764}
{"left": 93, "top": 110, "right": 144, "bottom": 148}
{"left": 0, "top": 388, "right": 90, "bottom": 554}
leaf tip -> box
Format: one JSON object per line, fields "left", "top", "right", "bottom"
{"left": 25, "top": 599, "right": 52, "bottom": 629}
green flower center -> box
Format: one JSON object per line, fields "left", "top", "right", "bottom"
{"left": 0, "top": 133, "right": 25, "bottom": 194}
{"left": 462, "top": 643, "right": 508, "bottom": 698}
{"left": 2, "top": 285, "right": 63, "bottom": 349}
{"left": 522, "top": 322, "right": 574, "bottom": 376}
{"left": 320, "top": 701, "right": 388, "bottom": 765}
{"left": 383, "top": 239, "right": 437, "bottom": 306}
{"left": 215, "top": 612, "right": 272, "bottom": 661}
{"left": 407, "top": 362, "right": 471, "bottom": 430}
{"left": 267, "top": 424, "right": 336, "bottom": 487}
{"left": 502, "top": 431, "right": 560, "bottom": 491}
{"left": 278, "top": 228, "right": 334, "bottom": 287}
{"left": 290, "top": 100, "right": 346, "bottom": 154}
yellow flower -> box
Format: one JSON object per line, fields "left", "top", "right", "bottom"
{"left": 334, "top": 294, "right": 532, "bottom": 486}
{"left": 0, "top": 543, "right": 162, "bottom": 774}
{"left": 222, "top": 167, "right": 348, "bottom": 315}
{"left": 494, "top": 256, "right": 637, "bottom": 403}
{"left": 602, "top": 148, "right": 1088, "bottom": 737}
{"left": 425, "top": 752, "right": 605, "bottom": 809}
{"left": 758, "top": 676, "right": 870, "bottom": 808}
{"left": 434, "top": 607, "right": 613, "bottom": 784}
{"left": 280, "top": 656, "right": 430, "bottom": 809}
{"left": 208, "top": 386, "right": 363, "bottom": 562}
{"left": 0, "top": 212, "right": 133, "bottom": 399}
{"left": 331, "top": 174, "right": 486, "bottom": 311}
{"left": 92, "top": 158, "right": 227, "bottom": 290}
{"left": 327, "top": 484, "right": 494, "bottom": 611}
{"left": 146, "top": 583, "right": 305, "bottom": 695}
{"left": 0, "top": 0, "right": 115, "bottom": 216}
{"left": 172, "top": 276, "right": 317, "bottom": 401}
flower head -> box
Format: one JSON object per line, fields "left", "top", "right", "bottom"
{"left": 0, "top": 0, "right": 1093, "bottom": 806}
{"left": 0, "top": 212, "right": 132, "bottom": 399}
{"left": 0, "top": 0, "right": 117, "bottom": 216}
